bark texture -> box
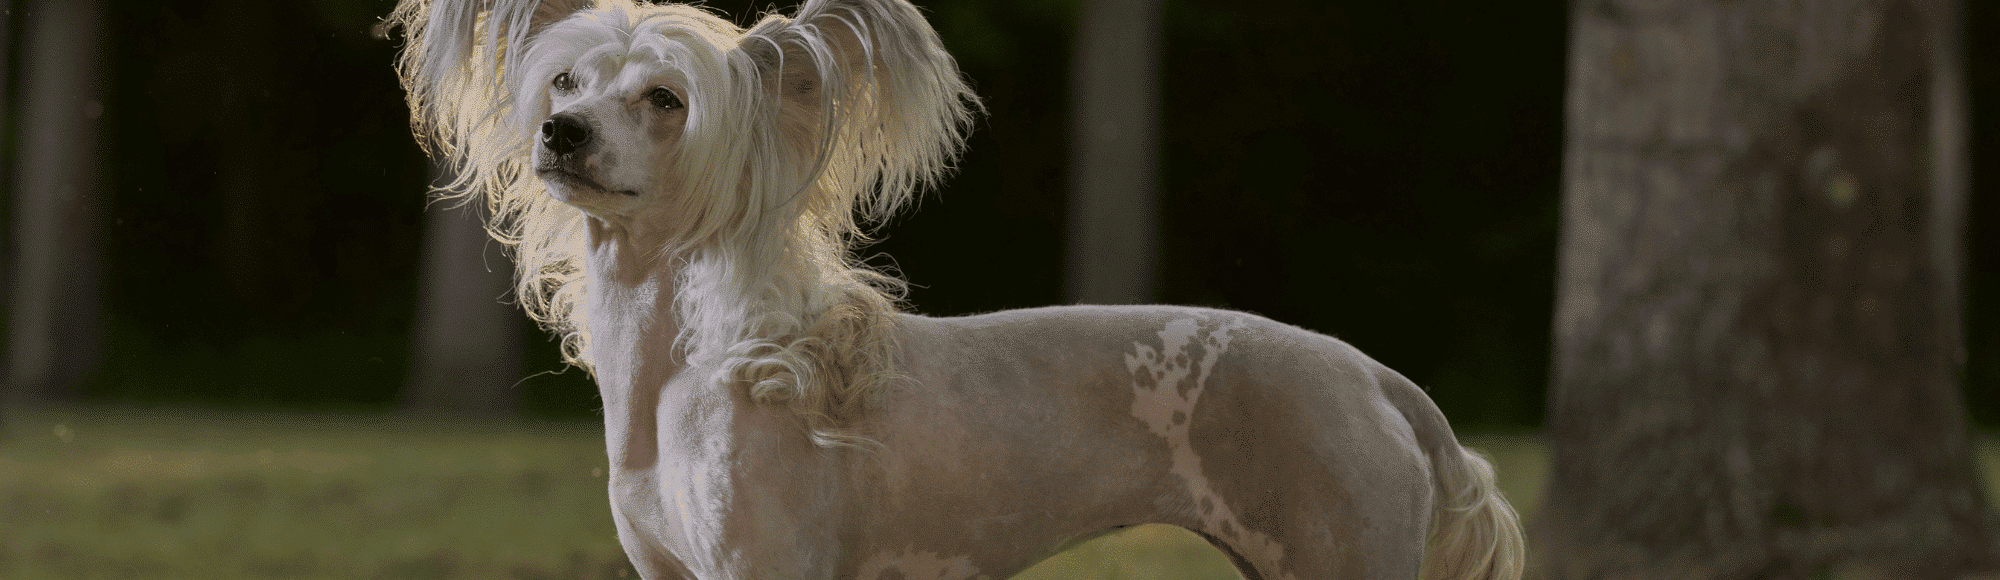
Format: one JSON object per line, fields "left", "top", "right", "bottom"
{"left": 1542, "top": 0, "right": 1999, "bottom": 577}
{"left": 0, "top": 0, "right": 14, "bottom": 433}
{"left": 7, "top": 0, "right": 105, "bottom": 403}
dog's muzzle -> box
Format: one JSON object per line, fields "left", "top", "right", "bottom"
{"left": 541, "top": 113, "right": 591, "bottom": 155}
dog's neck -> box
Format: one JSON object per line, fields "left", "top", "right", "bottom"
{"left": 583, "top": 216, "right": 686, "bottom": 470}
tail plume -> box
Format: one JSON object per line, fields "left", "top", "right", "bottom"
{"left": 1421, "top": 446, "right": 1526, "bottom": 580}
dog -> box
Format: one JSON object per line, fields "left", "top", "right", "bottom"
{"left": 381, "top": 0, "right": 1525, "bottom": 577}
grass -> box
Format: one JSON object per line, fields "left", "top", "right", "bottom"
{"left": 2, "top": 405, "right": 1885, "bottom": 579}
{"left": 1, "top": 406, "right": 628, "bottom": 580}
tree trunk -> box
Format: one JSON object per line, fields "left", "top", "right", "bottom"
{"left": 403, "top": 166, "right": 522, "bottom": 417}
{"left": 7, "top": 0, "right": 104, "bottom": 404}
{"left": 0, "top": 0, "right": 15, "bottom": 431}
{"left": 1064, "top": 0, "right": 1160, "bottom": 305}
{"left": 1542, "top": 0, "right": 1998, "bottom": 577}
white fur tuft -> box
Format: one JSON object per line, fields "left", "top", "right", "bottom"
{"left": 1422, "top": 447, "right": 1527, "bottom": 580}
{"left": 381, "top": 0, "right": 979, "bottom": 446}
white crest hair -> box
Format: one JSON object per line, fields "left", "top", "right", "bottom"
{"left": 380, "top": 0, "right": 979, "bottom": 446}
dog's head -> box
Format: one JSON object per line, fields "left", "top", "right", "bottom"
{"left": 387, "top": 0, "right": 978, "bottom": 248}
{"left": 384, "top": 0, "right": 976, "bottom": 385}
{"left": 517, "top": 4, "right": 727, "bottom": 224}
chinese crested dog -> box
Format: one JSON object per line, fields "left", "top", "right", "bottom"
{"left": 381, "top": 0, "right": 1524, "bottom": 577}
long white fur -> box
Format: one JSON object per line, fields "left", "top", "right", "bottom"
{"left": 381, "top": 1, "right": 1523, "bottom": 578}
{"left": 383, "top": 0, "right": 975, "bottom": 446}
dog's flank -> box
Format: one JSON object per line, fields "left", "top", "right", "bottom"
{"left": 382, "top": 0, "right": 1524, "bottom": 578}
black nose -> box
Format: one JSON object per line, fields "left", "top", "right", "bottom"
{"left": 540, "top": 114, "right": 590, "bottom": 155}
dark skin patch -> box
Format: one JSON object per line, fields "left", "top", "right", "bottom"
{"left": 1134, "top": 368, "right": 1157, "bottom": 391}
{"left": 1175, "top": 338, "right": 1208, "bottom": 400}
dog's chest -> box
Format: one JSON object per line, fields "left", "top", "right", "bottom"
{"left": 610, "top": 391, "right": 849, "bottom": 578}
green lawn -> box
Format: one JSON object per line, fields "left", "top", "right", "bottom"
{"left": 1, "top": 406, "right": 629, "bottom": 580}
{"left": 1, "top": 406, "right": 1983, "bottom": 579}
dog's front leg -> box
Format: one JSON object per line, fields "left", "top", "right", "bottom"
{"left": 610, "top": 398, "right": 853, "bottom": 580}
{"left": 605, "top": 468, "right": 703, "bottom": 580}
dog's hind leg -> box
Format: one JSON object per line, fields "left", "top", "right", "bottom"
{"left": 1161, "top": 406, "right": 1432, "bottom": 580}
{"left": 1117, "top": 315, "right": 1435, "bottom": 578}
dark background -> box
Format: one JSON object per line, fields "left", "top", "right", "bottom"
{"left": 3, "top": 0, "right": 1993, "bottom": 431}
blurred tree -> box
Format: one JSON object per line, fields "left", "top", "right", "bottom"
{"left": 404, "top": 165, "right": 522, "bottom": 417}
{"left": 6, "top": 0, "right": 105, "bottom": 405}
{"left": 1065, "top": 0, "right": 1159, "bottom": 305}
{"left": 0, "top": 0, "right": 12, "bottom": 430}
{"left": 1541, "top": 0, "right": 1998, "bottom": 577}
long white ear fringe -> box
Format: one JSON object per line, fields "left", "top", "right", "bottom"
{"left": 381, "top": 0, "right": 590, "bottom": 159}
{"left": 738, "top": 0, "right": 981, "bottom": 234}
{"left": 380, "top": 0, "right": 600, "bottom": 374}
{"left": 703, "top": 0, "right": 980, "bottom": 447}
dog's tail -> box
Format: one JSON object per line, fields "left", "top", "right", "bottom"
{"left": 1378, "top": 370, "right": 1525, "bottom": 580}
{"left": 1421, "top": 443, "right": 1525, "bottom": 580}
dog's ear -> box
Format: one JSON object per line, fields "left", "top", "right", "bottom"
{"left": 735, "top": 0, "right": 980, "bottom": 224}
{"left": 380, "top": 0, "right": 596, "bottom": 153}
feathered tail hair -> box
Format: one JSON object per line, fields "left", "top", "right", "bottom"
{"left": 380, "top": 0, "right": 979, "bottom": 446}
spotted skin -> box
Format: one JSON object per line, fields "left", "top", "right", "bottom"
{"left": 1123, "top": 317, "right": 1293, "bottom": 579}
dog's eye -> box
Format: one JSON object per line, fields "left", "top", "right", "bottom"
{"left": 646, "top": 87, "right": 683, "bottom": 110}
{"left": 552, "top": 72, "right": 576, "bottom": 93}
